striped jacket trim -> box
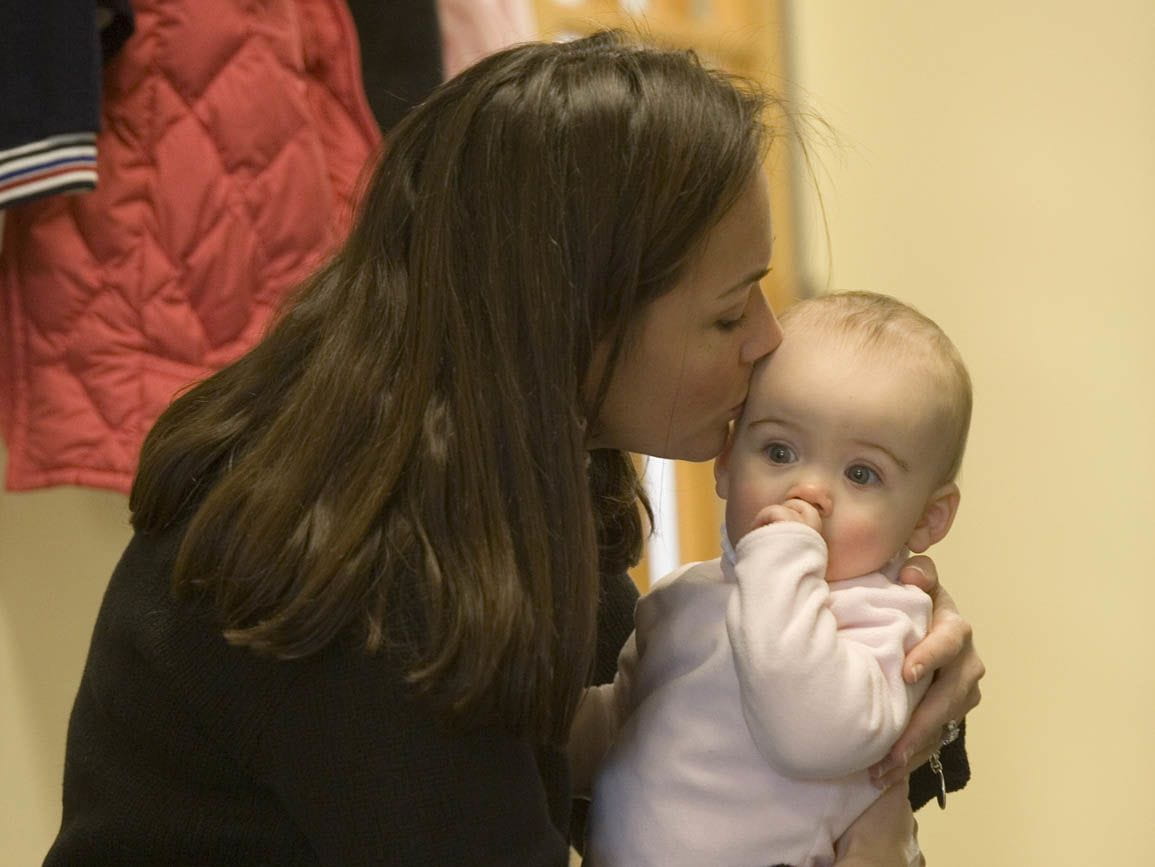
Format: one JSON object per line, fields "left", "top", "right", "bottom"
{"left": 0, "top": 133, "right": 98, "bottom": 208}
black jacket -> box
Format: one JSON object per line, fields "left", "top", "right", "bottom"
{"left": 45, "top": 522, "right": 966, "bottom": 865}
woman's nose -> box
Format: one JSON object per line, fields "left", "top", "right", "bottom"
{"left": 740, "top": 290, "right": 782, "bottom": 365}
{"left": 786, "top": 481, "right": 833, "bottom": 516}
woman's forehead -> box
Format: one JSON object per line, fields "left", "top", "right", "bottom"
{"left": 681, "top": 173, "right": 773, "bottom": 297}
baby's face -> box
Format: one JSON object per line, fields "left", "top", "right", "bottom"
{"left": 715, "top": 327, "right": 952, "bottom": 581}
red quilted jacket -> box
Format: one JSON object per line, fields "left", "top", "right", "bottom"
{"left": 0, "top": 0, "right": 381, "bottom": 493}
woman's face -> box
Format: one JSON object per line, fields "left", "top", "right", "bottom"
{"left": 588, "top": 170, "right": 782, "bottom": 461}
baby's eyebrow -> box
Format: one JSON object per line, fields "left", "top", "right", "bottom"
{"left": 746, "top": 415, "right": 792, "bottom": 430}
{"left": 852, "top": 439, "right": 910, "bottom": 472}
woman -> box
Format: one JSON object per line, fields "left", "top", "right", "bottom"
{"left": 47, "top": 31, "right": 981, "bottom": 865}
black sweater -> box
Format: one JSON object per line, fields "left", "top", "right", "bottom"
{"left": 45, "top": 525, "right": 966, "bottom": 865}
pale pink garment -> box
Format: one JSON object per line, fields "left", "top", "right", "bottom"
{"left": 436, "top": 0, "right": 538, "bottom": 78}
{"left": 577, "top": 522, "right": 931, "bottom": 867}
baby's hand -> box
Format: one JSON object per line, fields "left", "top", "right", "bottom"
{"left": 752, "top": 498, "right": 823, "bottom": 534}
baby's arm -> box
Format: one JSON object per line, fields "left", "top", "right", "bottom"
{"left": 725, "top": 513, "right": 931, "bottom": 780}
{"left": 567, "top": 631, "right": 639, "bottom": 798}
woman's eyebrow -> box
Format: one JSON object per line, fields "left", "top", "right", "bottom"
{"left": 717, "top": 266, "right": 771, "bottom": 299}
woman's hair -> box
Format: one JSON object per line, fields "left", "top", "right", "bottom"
{"left": 131, "top": 30, "right": 771, "bottom": 743}
{"left": 780, "top": 291, "right": 973, "bottom": 482}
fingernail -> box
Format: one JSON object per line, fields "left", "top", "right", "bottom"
{"left": 911, "top": 663, "right": 925, "bottom": 682}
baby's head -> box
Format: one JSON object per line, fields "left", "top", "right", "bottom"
{"left": 715, "top": 291, "right": 972, "bottom": 581}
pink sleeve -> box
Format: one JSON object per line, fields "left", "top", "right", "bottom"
{"left": 436, "top": 0, "right": 538, "bottom": 78}
{"left": 724, "top": 523, "right": 931, "bottom": 779}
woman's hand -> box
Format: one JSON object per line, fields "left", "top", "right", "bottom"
{"left": 870, "top": 554, "right": 985, "bottom": 789}
{"left": 833, "top": 778, "right": 924, "bottom": 866}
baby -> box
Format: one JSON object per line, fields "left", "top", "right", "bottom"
{"left": 575, "top": 291, "right": 972, "bottom": 867}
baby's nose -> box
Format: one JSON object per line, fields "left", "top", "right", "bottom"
{"left": 787, "top": 481, "right": 833, "bottom": 516}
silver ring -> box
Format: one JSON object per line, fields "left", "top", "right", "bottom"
{"left": 940, "top": 719, "right": 961, "bottom": 748}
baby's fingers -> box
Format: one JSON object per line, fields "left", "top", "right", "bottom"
{"left": 753, "top": 504, "right": 803, "bottom": 528}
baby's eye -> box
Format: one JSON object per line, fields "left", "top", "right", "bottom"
{"left": 766, "top": 443, "right": 796, "bottom": 464}
{"left": 845, "top": 464, "right": 880, "bottom": 486}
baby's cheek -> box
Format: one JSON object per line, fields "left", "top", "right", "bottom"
{"left": 727, "top": 485, "right": 771, "bottom": 538}
{"left": 725, "top": 495, "right": 755, "bottom": 539}
{"left": 826, "top": 517, "right": 894, "bottom": 582}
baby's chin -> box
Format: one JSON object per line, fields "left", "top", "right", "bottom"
{"left": 824, "top": 558, "right": 862, "bottom": 583}
{"left": 824, "top": 570, "right": 859, "bottom": 584}
{"left": 826, "top": 551, "right": 905, "bottom": 583}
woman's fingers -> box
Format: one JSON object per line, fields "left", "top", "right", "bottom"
{"left": 870, "top": 613, "right": 984, "bottom": 789}
{"left": 871, "top": 578, "right": 985, "bottom": 787}
{"left": 902, "top": 581, "right": 966, "bottom": 684}
{"left": 870, "top": 672, "right": 977, "bottom": 789}
{"left": 897, "top": 553, "right": 938, "bottom": 594}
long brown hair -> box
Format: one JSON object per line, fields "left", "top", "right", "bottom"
{"left": 131, "top": 31, "right": 769, "bottom": 743}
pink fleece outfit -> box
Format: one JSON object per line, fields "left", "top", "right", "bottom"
{"left": 579, "top": 522, "right": 931, "bottom": 867}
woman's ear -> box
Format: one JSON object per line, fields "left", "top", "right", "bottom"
{"left": 714, "top": 429, "right": 736, "bottom": 500}
{"left": 907, "top": 482, "right": 961, "bottom": 553}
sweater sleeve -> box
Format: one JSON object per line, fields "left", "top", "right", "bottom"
{"left": 0, "top": 0, "right": 103, "bottom": 208}
{"left": 567, "top": 629, "right": 640, "bottom": 798}
{"left": 249, "top": 645, "right": 570, "bottom": 867}
{"left": 725, "top": 522, "right": 932, "bottom": 780}
{"left": 569, "top": 568, "right": 640, "bottom": 850}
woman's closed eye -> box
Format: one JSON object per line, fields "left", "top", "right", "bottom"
{"left": 714, "top": 284, "right": 760, "bottom": 332}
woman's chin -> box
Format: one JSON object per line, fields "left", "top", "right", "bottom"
{"left": 663, "top": 430, "right": 728, "bottom": 463}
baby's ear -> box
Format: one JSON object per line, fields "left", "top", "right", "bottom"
{"left": 907, "top": 482, "right": 961, "bottom": 553}
{"left": 714, "top": 429, "right": 736, "bottom": 500}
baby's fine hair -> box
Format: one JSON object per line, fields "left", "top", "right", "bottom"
{"left": 780, "top": 291, "right": 972, "bottom": 482}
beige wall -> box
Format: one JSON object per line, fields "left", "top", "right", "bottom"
{"left": 790, "top": 2, "right": 1155, "bottom": 864}
{"left": 0, "top": 454, "right": 131, "bottom": 862}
